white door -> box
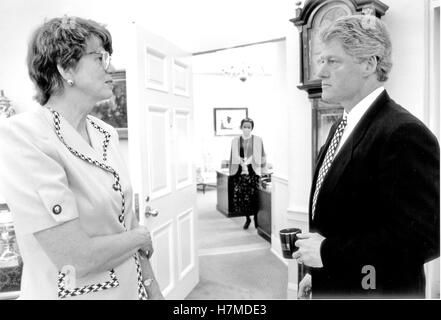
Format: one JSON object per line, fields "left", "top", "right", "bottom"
{"left": 126, "top": 23, "right": 198, "bottom": 299}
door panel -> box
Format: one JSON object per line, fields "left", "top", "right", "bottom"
{"left": 147, "top": 106, "right": 171, "bottom": 198}
{"left": 177, "top": 209, "right": 196, "bottom": 279}
{"left": 150, "top": 220, "right": 174, "bottom": 295}
{"left": 145, "top": 47, "right": 168, "bottom": 92}
{"left": 175, "top": 110, "right": 192, "bottom": 189}
{"left": 173, "top": 59, "right": 191, "bottom": 96}
{"left": 126, "top": 23, "right": 198, "bottom": 299}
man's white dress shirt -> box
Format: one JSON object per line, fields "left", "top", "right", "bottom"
{"left": 335, "top": 87, "right": 385, "bottom": 156}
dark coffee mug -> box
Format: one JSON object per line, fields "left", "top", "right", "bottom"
{"left": 279, "top": 228, "right": 302, "bottom": 259}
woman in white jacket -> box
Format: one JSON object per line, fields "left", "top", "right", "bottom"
{"left": 229, "top": 118, "right": 267, "bottom": 229}
{"left": 0, "top": 16, "right": 162, "bottom": 300}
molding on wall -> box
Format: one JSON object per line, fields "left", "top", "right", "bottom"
{"left": 287, "top": 282, "right": 298, "bottom": 300}
{"left": 271, "top": 174, "right": 289, "bottom": 185}
{"left": 287, "top": 206, "right": 309, "bottom": 223}
{"left": 287, "top": 262, "right": 300, "bottom": 300}
{"left": 192, "top": 37, "right": 286, "bottom": 56}
{"left": 270, "top": 242, "right": 288, "bottom": 267}
{"left": 199, "top": 243, "right": 270, "bottom": 257}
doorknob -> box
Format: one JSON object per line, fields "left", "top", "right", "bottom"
{"left": 145, "top": 205, "right": 159, "bottom": 218}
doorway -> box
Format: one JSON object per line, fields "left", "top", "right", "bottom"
{"left": 187, "top": 40, "right": 289, "bottom": 299}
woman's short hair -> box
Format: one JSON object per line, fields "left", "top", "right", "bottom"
{"left": 27, "top": 16, "right": 113, "bottom": 105}
{"left": 240, "top": 118, "right": 254, "bottom": 129}
{"left": 319, "top": 15, "right": 392, "bottom": 82}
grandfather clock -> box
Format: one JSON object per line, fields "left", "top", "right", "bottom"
{"left": 290, "top": 0, "right": 388, "bottom": 168}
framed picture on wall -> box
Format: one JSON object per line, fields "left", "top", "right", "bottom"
{"left": 213, "top": 108, "right": 248, "bottom": 136}
{"left": 90, "top": 70, "right": 128, "bottom": 139}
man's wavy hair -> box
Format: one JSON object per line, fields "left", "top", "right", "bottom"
{"left": 319, "top": 14, "right": 392, "bottom": 82}
{"left": 27, "top": 16, "right": 113, "bottom": 105}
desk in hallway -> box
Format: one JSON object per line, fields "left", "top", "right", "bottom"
{"left": 256, "top": 186, "right": 271, "bottom": 243}
{"left": 216, "top": 170, "right": 236, "bottom": 217}
{"left": 216, "top": 170, "right": 271, "bottom": 242}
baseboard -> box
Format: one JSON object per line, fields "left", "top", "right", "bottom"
{"left": 272, "top": 175, "right": 289, "bottom": 185}
{"left": 199, "top": 243, "right": 270, "bottom": 256}
{"left": 287, "top": 282, "right": 298, "bottom": 300}
{"left": 270, "top": 247, "right": 288, "bottom": 266}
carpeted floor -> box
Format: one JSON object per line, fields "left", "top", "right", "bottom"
{"left": 186, "top": 189, "right": 287, "bottom": 300}
{"left": 196, "top": 188, "right": 270, "bottom": 254}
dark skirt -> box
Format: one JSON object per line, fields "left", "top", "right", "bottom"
{"left": 231, "top": 165, "right": 260, "bottom": 217}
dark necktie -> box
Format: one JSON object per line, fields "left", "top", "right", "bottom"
{"left": 312, "top": 115, "right": 348, "bottom": 219}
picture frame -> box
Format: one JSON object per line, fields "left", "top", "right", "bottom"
{"left": 90, "top": 70, "right": 128, "bottom": 139}
{"left": 213, "top": 108, "right": 248, "bottom": 136}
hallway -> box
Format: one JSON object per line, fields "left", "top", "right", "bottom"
{"left": 186, "top": 189, "right": 287, "bottom": 300}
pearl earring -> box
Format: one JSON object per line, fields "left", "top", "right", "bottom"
{"left": 67, "top": 79, "right": 74, "bottom": 86}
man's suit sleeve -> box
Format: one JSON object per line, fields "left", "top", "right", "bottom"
{"left": 320, "top": 122, "right": 440, "bottom": 268}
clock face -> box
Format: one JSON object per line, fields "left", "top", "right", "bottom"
{"left": 307, "top": 3, "right": 352, "bottom": 82}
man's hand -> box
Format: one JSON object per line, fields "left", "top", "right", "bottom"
{"left": 292, "top": 232, "right": 325, "bottom": 268}
{"left": 298, "top": 273, "right": 312, "bottom": 299}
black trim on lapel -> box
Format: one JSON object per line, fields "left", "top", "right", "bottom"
{"left": 315, "top": 90, "right": 390, "bottom": 208}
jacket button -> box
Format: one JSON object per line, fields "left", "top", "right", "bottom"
{"left": 118, "top": 215, "right": 124, "bottom": 223}
{"left": 113, "top": 184, "right": 119, "bottom": 191}
{"left": 52, "top": 205, "right": 62, "bottom": 215}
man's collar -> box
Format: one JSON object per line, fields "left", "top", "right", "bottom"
{"left": 343, "top": 86, "right": 385, "bottom": 121}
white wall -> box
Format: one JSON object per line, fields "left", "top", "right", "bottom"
{"left": 192, "top": 40, "right": 289, "bottom": 178}
{"left": 382, "top": 0, "right": 429, "bottom": 120}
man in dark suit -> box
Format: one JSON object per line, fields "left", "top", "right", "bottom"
{"left": 293, "top": 15, "right": 440, "bottom": 299}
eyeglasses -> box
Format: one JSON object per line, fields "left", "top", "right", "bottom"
{"left": 86, "top": 50, "right": 111, "bottom": 71}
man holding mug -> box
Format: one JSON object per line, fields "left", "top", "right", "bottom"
{"left": 293, "top": 15, "right": 439, "bottom": 299}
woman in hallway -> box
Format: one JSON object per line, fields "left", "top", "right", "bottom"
{"left": 0, "top": 16, "right": 162, "bottom": 299}
{"left": 229, "top": 118, "right": 267, "bottom": 229}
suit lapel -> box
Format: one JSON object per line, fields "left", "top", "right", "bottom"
{"left": 86, "top": 118, "right": 107, "bottom": 159}
{"left": 317, "top": 90, "right": 390, "bottom": 204}
{"left": 349, "top": 90, "right": 390, "bottom": 151}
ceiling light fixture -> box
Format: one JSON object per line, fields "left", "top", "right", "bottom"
{"left": 221, "top": 63, "right": 266, "bottom": 82}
